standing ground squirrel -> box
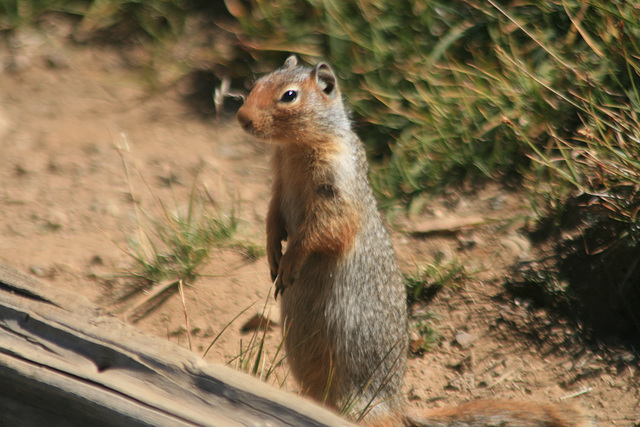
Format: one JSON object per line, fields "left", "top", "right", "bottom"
{"left": 236, "top": 56, "right": 592, "bottom": 427}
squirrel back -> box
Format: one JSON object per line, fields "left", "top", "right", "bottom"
{"left": 237, "top": 56, "right": 592, "bottom": 427}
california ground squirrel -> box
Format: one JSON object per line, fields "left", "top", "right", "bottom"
{"left": 236, "top": 56, "right": 592, "bottom": 427}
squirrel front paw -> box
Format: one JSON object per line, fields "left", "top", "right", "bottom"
{"left": 274, "top": 275, "right": 285, "bottom": 299}
{"left": 268, "top": 246, "right": 282, "bottom": 283}
{"left": 274, "top": 254, "right": 299, "bottom": 299}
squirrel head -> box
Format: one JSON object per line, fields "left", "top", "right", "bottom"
{"left": 237, "top": 55, "right": 350, "bottom": 145}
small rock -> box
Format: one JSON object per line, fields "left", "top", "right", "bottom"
{"left": 90, "top": 255, "right": 104, "bottom": 266}
{"left": 44, "top": 52, "right": 70, "bottom": 69}
{"left": 456, "top": 353, "right": 475, "bottom": 373}
{"left": 30, "top": 265, "right": 56, "bottom": 278}
{"left": 454, "top": 331, "right": 478, "bottom": 349}
{"left": 30, "top": 265, "right": 48, "bottom": 277}
{"left": 457, "top": 234, "right": 477, "bottom": 250}
{"left": 431, "top": 399, "right": 446, "bottom": 408}
{"left": 407, "top": 387, "right": 426, "bottom": 402}
{"left": 5, "top": 54, "right": 31, "bottom": 73}
{"left": 43, "top": 210, "right": 69, "bottom": 231}
{"left": 488, "top": 194, "right": 507, "bottom": 210}
{"left": 201, "top": 326, "right": 215, "bottom": 338}
{"left": 410, "top": 332, "right": 427, "bottom": 355}
{"left": 446, "top": 373, "right": 476, "bottom": 391}
{"left": 241, "top": 313, "right": 279, "bottom": 333}
{"left": 501, "top": 233, "right": 532, "bottom": 260}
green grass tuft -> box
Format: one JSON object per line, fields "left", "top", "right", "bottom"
{"left": 412, "top": 317, "right": 440, "bottom": 355}
{"left": 405, "top": 259, "right": 471, "bottom": 304}
{"left": 125, "top": 193, "right": 238, "bottom": 286}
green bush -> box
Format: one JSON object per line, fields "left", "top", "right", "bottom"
{"left": 233, "top": 1, "right": 636, "bottom": 196}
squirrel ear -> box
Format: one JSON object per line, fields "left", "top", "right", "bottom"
{"left": 313, "top": 63, "right": 338, "bottom": 97}
{"left": 283, "top": 55, "right": 298, "bottom": 69}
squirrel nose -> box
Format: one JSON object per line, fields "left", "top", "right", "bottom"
{"left": 236, "top": 108, "right": 254, "bottom": 132}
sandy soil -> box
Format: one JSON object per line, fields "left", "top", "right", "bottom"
{"left": 1, "top": 23, "right": 638, "bottom": 425}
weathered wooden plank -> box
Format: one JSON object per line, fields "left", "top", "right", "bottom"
{"left": 0, "top": 264, "right": 353, "bottom": 426}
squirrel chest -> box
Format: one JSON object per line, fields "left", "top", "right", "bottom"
{"left": 274, "top": 141, "right": 359, "bottom": 249}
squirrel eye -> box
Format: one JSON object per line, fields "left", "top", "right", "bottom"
{"left": 280, "top": 90, "right": 298, "bottom": 103}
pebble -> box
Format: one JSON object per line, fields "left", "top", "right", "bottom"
{"left": 89, "top": 255, "right": 104, "bottom": 266}
{"left": 407, "top": 387, "right": 426, "bottom": 401}
{"left": 454, "top": 330, "right": 478, "bottom": 348}
{"left": 500, "top": 233, "right": 532, "bottom": 260}
{"left": 30, "top": 265, "right": 48, "bottom": 277}
{"left": 45, "top": 52, "right": 70, "bottom": 69}
{"left": 43, "top": 210, "right": 69, "bottom": 231}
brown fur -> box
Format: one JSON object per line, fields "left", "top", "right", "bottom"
{"left": 407, "top": 399, "right": 592, "bottom": 426}
{"left": 237, "top": 56, "right": 593, "bottom": 427}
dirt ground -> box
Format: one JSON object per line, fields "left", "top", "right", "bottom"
{"left": 1, "top": 23, "right": 639, "bottom": 425}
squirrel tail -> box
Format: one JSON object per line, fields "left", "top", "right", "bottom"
{"left": 364, "top": 399, "right": 594, "bottom": 427}
{"left": 404, "top": 399, "right": 594, "bottom": 427}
